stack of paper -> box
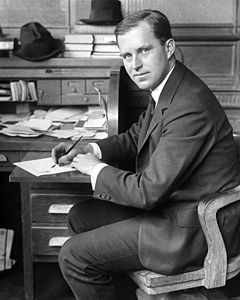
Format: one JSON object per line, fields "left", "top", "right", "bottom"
{"left": 0, "top": 118, "right": 54, "bottom": 137}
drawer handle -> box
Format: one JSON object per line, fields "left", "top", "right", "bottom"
{"left": 45, "top": 69, "right": 67, "bottom": 74}
{"left": 0, "top": 154, "right": 7, "bottom": 161}
{"left": 49, "top": 236, "right": 70, "bottom": 247}
{"left": 48, "top": 204, "right": 73, "bottom": 214}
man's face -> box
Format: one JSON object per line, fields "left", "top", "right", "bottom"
{"left": 118, "top": 21, "right": 171, "bottom": 90}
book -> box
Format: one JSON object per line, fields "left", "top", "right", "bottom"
{"left": 63, "top": 51, "right": 92, "bottom": 58}
{"left": 10, "top": 81, "right": 18, "bottom": 101}
{"left": 0, "top": 87, "right": 10, "bottom": 96}
{"left": 93, "top": 44, "right": 119, "bottom": 53}
{"left": 19, "top": 80, "right": 29, "bottom": 101}
{"left": 15, "top": 81, "right": 22, "bottom": 101}
{"left": 0, "top": 96, "right": 11, "bottom": 101}
{"left": 73, "top": 24, "right": 116, "bottom": 34}
{"left": 64, "top": 43, "right": 94, "bottom": 52}
{"left": 64, "top": 34, "right": 94, "bottom": 44}
{"left": 0, "top": 39, "right": 14, "bottom": 50}
{"left": 27, "top": 81, "right": 38, "bottom": 101}
{"left": 93, "top": 34, "right": 116, "bottom": 44}
{"left": 91, "top": 52, "right": 121, "bottom": 59}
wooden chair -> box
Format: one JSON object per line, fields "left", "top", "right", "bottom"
{"left": 130, "top": 185, "right": 240, "bottom": 299}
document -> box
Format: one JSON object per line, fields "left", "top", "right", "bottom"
{"left": 14, "top": 157, "right": 75, "bottom": 177}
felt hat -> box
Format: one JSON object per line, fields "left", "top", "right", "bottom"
{"left": 80, "top": 0, "right": 123, "bottom": 25}
{"left": 13, "top": 22, "right": 64, "bottom": 61}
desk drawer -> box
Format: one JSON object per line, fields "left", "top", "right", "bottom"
{"left": 86, "top": 79, "right": 109, "bottom": 93}
{"left": 32, "top": 227, "right": 70, "bottom": 256}
{"left": 62, "top": 79, "right": 85, "bottom": 95}
{"left": 31, "top": 193, "right": 92, "bottom": 223}
{"left": 61, "top": 94, "right": 99, "bottom": 105}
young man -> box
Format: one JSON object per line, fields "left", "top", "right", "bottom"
{"left": 52, "top": 10, "right": 240, "bottom": 300}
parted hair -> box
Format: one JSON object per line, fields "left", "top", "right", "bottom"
{"left": 114, "top": 9, "right": 173, "bottom": 45}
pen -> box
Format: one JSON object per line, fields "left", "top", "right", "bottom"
{"left": 51, "top": 135, "right": 82, "bottom": 168}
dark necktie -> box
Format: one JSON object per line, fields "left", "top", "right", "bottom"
{"left": 149, "top": 95, "right": 155, "bottom": 118}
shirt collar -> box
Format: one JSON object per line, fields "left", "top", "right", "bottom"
{"left": 151, "top": 65, "right": 175, "bottom": 105}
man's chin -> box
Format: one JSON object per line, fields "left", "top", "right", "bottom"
{"left": 134, "top": 81, "right": 151, "bottom": 90}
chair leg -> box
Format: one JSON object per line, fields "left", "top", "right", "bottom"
{"left": 136, "top": 287, "right": 228, "bottom": 300}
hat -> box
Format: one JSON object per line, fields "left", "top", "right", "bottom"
{"left": 80, "top": 0, "right": 123, "bottom": 25}
{"left": 13, "top": 22, "right": 64, "bottom": 61}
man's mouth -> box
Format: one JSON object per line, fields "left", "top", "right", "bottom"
{"left": 134, "top": 72, "right": 149, "bottom": 79}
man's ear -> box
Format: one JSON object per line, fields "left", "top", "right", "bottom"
{"left": 165, "top": 38, "right": 175, "bottom": 60}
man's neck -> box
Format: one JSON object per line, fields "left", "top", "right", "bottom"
{"left": 151, "top": 62, "right": 176, "bottom": 104}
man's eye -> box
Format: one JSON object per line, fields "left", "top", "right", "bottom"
{"left": 142, "top": 48, "right": 149, "bottom": 54}
{"left": 124, "top": 54, "right": 132, "bottom": 60}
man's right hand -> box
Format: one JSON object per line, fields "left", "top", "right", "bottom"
{"left": 51, "top": 142, "right": 93, "bottom": 165}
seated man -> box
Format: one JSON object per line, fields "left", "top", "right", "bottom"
{"left": 52, "top": 9, "right": 240, "bottom": 300}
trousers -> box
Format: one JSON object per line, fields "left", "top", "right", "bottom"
{"left": 58, "top": 199, "right": 145, "bottom": 300}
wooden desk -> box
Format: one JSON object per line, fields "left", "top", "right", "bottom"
{"left": 10, "top": 151, "right": 92, "bottom": 300}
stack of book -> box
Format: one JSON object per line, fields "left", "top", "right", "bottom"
{"left": 92, "top": 34, "right": 120, "bottom": 58}
{"left": 64, "top": 33, "right": 120, "bottom": 59}
{"left": 9, "top": 80, "right": 37, "bottom": 101}
{"left": 71, "top": 22, "right": 121, "bottom": 59}
{"left": 63, "top": 34, "right": 94, "bottom": 58}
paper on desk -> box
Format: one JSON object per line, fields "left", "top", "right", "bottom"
{"left": 20, "top": 119, "right": 52, "bottom": 131}
{"left": 14, "top": 157, "right": 75, "bottom": 177}
{"left": 0, "top": 113, "right": 30, "bottom": 124}
{"left": 45, "top": 107, "right": 84, "bottom": 122}
{"left": 83, "top": 117, "right": 106, "bottom": 129}
{"left": 45, "top": 129, "right": 80, "bottom": 139}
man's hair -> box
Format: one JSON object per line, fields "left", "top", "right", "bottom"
{"left": 114, "top": 9, "right": 172, "bottom": 45}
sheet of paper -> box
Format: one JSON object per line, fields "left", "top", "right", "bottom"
{"left": 45, "top": 107, "right": 84, "bottom": 122}
{"left": 45, "top": 129, "right": 80, "bottom": 139}
{"left": 20, "top": 119, "right": 52, "bottom": 131}
{"left": 83, "top": 117, "right": 106, "bottom": 129}
{"left": 14, "top": 157, "right": 75, "bottom": 177}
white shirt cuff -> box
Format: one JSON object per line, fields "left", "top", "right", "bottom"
{"left": 90, "top": 163, "right": 108, "bottom": 190}
{"left": 89, "top": 142, "right": 102, "bottom": 159}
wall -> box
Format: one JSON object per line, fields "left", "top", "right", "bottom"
{"left": 0, "top": 0, "right": 238, "bottom": 37}
{"left": 1, "top": 0, "right": 240, "bottom": 131}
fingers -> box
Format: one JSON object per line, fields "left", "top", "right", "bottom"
{"left": 73, "top": 153, "right": 92, "bottom": 161}
{"left": 51, "top": 142, "right": 68, "bottom": 164}
{"left": 51, "top": 143, "right": 93, "bottom": 166}
{"left": 58, "top": 149, "right": 77, "bottom": 165}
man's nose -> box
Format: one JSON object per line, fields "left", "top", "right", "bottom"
{"left": 132, "top": 56, "right": 142, "bottom": 70}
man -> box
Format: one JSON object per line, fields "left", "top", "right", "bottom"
{"left": 52, "top": 10, "right": 240, "bottom": 300}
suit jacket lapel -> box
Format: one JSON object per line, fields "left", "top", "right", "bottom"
{"left": 138, "top": 95, "right": 155, "bottom": 147}
{"left": 138, "top": 61, "right": 188, "bottom": 152}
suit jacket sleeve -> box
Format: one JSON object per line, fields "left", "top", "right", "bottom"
{"left": 93, "top": 92, "right": 216, "bottom": 210}
{"left": 96, "top": 110, "right": 146, "bottom": 163}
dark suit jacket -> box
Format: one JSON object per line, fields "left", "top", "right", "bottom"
{"left": 94, "top": 61, "right": 240, "bottom": 274}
